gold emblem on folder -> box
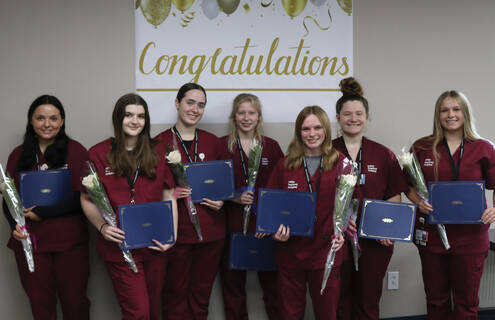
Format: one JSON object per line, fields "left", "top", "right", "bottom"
{"left": 382, "top": 218, "right": 394, "bottom": 224}
{"left": 451, "top": 200, "right": 463, "bottom": 205}
{"left": 249, "top": 250, "right": 258, "bottom": 254}
{"left": 280, "top": 210, "right": 291, "bottom": 215}
{"left": 204, "top": 179, "right": 215, "bottom": 184}
{"left": 142, "top": 222, "right": 152, "bottom": 227}
{"left": 40, "top": 188, "right": 51, "bottom": 193}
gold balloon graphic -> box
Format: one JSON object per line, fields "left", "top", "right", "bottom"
{"left": 337, "top": 0, "right": 352, "bottom": 16}
{"left": 282, "top": 0, "right": 308, "bottom": 19}
{"left": 172, "top": 0, "right": 194, "bottom": 12}
{"left": 141, "top": 0, "right": 172, "bottom": 28}
{"left": 217, "top": 0, "right": 240, "bottom": 15}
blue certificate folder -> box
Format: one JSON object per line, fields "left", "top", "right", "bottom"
{"left": 229, "top": 233, "right": 277, "bottom": 271}
{"left": 184, "top": 160, "right": 235, "bottom": 203}
{"left": 118, "top": 201, "right": 175, "bottom": 250}
{"left": 256, "top": 188, "right": 317, "bottom": 237}
{"left": 358, "top": 199, "right": 416, "bottom": 242}
{"left": 428, "top": 181, "right": 486, "bottom": 224}
{"left": 19, "top": 169, "right": 72, "bottom": 207}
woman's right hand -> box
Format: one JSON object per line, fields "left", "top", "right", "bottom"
{"left": 273, "top": 224, "right": 290, "bottom": 242}
{"left": 100, "top": 224, "right": 125, "bottom": 244}
{"left": 233, "top": 190, "right": 254, "bottom": 205}
{"left": 12, "top": 224, "right": 28, "bottom": 241}
{"left": 418, "top": 199, "right": 433, "bottom": 214}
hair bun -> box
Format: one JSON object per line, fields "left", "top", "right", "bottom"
{"left": 339, "top": 77, "right": 363, "bottom": 96}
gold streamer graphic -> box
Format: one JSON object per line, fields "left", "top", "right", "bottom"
{"left": 184, "top": 11, "right": 195, "bottom": 19}
{"left": 337, "top": 0, "right": 352, "bottom": 16}
{"left": 243, "top": 3, "right": 250, "bottom": 12}
{"left": 302, "top": 8, "right": 332, "bottom": 37}
{"left": 180, "top": 11, "right": 195, "bottom": 27}
{"left": 261, "top": 0, "right": 273, "bottom": 7}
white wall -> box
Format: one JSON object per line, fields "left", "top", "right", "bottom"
{"left": 1, "top": 0, "right": 495, "bottom": 319}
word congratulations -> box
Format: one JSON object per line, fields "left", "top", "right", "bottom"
{"left": 139, "top": 38, "right": 349, "bottom": 83}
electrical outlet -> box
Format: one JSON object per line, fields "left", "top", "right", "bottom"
{"left": 388, "top": 271, "right": 399, "bottom": 290}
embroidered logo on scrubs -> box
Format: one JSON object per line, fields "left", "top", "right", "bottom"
{"left": 261, "top": 157, "right": 269, "bottom": 166}
{"left": 367, "top": 164, "right": 377, "bottom": 173}
{"left": 423, "top": 158, "right": 434, "bottom": 167}
{"left": 288, "top": 180, "right": 298, "bottom": 189}
{"left": 104, "top": 167, "right": 115, "bottom": 175}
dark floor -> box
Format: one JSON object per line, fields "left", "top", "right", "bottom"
{"left": 382, "top": 309, "right": 495, "bottom": 320}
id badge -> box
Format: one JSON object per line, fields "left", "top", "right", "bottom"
{"left": 415, "top": 229, "right": 428, "bottom": 246}
{"left": 359, "top": 174, "right": 366, "bottom": 185}
{"left": 415, "top": 216, "right": 428, "bottom": 246}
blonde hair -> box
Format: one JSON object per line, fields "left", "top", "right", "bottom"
{"left": 285, "top": 106, "right": 339, "bottom": 171}
{"left": 227, "top": 93, "right": 264, "bottom": 153}
{"left": 418, "top": 90, "right": 480, "bottom": 179}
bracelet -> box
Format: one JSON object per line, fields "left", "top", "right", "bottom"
{"left": 99, "top": 222, "right": 108, "bottom": 233}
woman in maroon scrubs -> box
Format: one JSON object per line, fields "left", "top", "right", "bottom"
{"left": 218, "top": 93, "right": 284, "bottom": 320}
{"left": 155, "top": 83, "right": 225, "bottom": 320}
{"left": 406, "top": 90, "right": 495, "bottom": 320}
{"left": 266, "top": 105, "right": 345, "bottom": 320}
{"left": 2, "top": 95, "right": 90, "bottom": 320}
{"left": 81, "top": 93, "right": 177, "bottom": 320}
{"left": 332, "top": 78, "right": 408, "bottom": 320}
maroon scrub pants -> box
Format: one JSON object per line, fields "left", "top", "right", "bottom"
{"left": 338, "top": 239, "right": 393, "bottom": 320}
{"left": 163, "top": 240, "right": 225, "bottom": 320}
{"left": 14, "top": 243, "right": 90, "bottom": 320}
{"left": 418, "top": 248, "right": 487, "bottom": 320}
{"left": 219, "top": 247, "right": 279, "bottom": 320}
{"left": 278, "top": 265, "right": 341, "bottom": 320}
{"left": 105, "top": 252, "right": 168, "bottom": 320}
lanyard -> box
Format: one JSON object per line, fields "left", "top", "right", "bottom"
{"left": 35, "top": 152, "right": 41, "bottom": 171}
{"left": 236, "top": 136, "right": 249, "bottom": 183}
{"left": 126, "top": 165, "right": 140, "bottom": 204}
{"left": 302, "top": 156, "right": 322, "bottom": 196}
{"left": 343, "top": 137, "right": 363, "bottom": 179}
{"left": 443, "top": 139, "right": 464, "bottom": 181}
{"left": 173, "top": 126, "right": 198, "bottom": 162}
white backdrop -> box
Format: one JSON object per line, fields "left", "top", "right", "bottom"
{"left": 135, "top": 0, "right": 353, "bottom": 123}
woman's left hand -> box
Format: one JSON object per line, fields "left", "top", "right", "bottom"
{"left": 24, "top": 206, "right": 41, "bottom": 222}
{"left": 148, "top": 239, "right": 174, "bottom": 252}
{"left": 379, "top": 239, "right": 394, "bottom": 246}
{"left": 481, "top": 206, "right": 495, "bottom": 224}
{"left": 333, "top": 233, "right": 345, "bottom": 251}
{"left": 173, "top": 187, "right": 192, "bottom": 199}
{"left": 347, "top": 218, "right": 357, "bottom": 234}
{"left": 201, "top": 198, "right": 224, "bottom": 211}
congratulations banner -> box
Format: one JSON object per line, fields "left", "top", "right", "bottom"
{"left": 135, "top": 0, "right": 353, "bottom": 123}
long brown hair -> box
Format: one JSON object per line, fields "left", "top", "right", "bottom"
{"left": 417, "top": 90, "right": 480, "bottom": 180}
{"left": 227, "top": 93, "right": 264, "bottom": 153}
{"left": 285, "top": 106, "right": 339, "bottom": 171}
{"left": 107, "top": 93, "right": 158, "bottom": 178}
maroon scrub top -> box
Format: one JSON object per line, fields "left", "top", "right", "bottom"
{"left": 88, "top": 138, "right": 175, "bottom": 262}
{"left": 266, "top": 153, "right": 347, "bottom": 270}
{"left": 218, "top": 135, "right": 284, "bottom": 233}
{"left": 333, "top": 136, "right": 409, "bottom": 219}
{"left": 411, "top": 138, "right": 495, "bottom": 254}
{"left": 155, "top": 128, "right": 226, "bottom": 243}
{"left": 6, "top": 139, "right": 89, "bottom": 252}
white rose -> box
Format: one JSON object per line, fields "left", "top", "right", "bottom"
{"left": 342, "top": 174, "right": 357, "bottom": 187}
{"left": 166, "top": 150, "right": 182, "bottom": 164}
{"left": 398, "top": 152, "right": 413, "bottom": 167}
{"left": 82, "top": 174, "right": 95, "bottom": 189}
